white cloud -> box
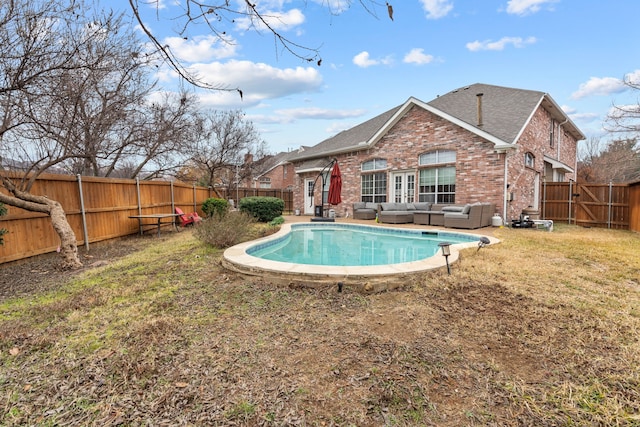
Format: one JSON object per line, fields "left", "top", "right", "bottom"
{"left": 192, "top": 60, "right": 323, "bottom": 108}
{"left": 352, "top": 51, "right": 393, "bottom": 68}
{"left": 419, "top": 0, "right": 454, "bottom": 19}
{"left": 403, "top": 48, "right": 435, "bottom": 65}
{"left": 571, "top": 76, "right": 627, "bottom": 99}
{"left": 625, "top": 69, "right": 640, "bottom": 85}
{"left": 234, "top": 8, "right": 305, "bottom": 32}
{"left": 164, "top": 35, "right": 238, "bottom": 62}
{"left": 505, "top": 0, "right": 558, "bottom": 16}
{"left": 466, "top": 36, "right": 536, "bottom": 51}
{"left": 275, "top": 107, "right": 366, "bottom": 121}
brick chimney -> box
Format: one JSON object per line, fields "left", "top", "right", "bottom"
{"left": 476, "top": 93, "right": 484, "bottom": 127}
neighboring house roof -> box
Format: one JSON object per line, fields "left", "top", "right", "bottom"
{"left": 252, "top": 151, "right": 296, "bottom": 179}
{"left": 288, "top": 83, "right": 585, "bottom": 164}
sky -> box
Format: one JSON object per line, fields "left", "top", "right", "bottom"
{"left": 117, "top": 0, "right": 640, "bottom": 155}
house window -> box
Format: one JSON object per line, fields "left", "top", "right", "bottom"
{"left": 525, "top": 152, "right": 535, "bottom": 168}
{"left": 361, "top": 173, "right": 387, "bottom": 203}
{"left": 418, "top": 150, "right": 456, "bottom": 203}
{"left": 259, "top": 177, "right": 271, "bottom": 188}
{"left": 549, "top": 119, "right": 555, "bottom": 148}
{"left": 360, "top": 158, "right": 387, "bottom": 203}
{"left": 361, "top": 158, "right": 387, "bottom": 171}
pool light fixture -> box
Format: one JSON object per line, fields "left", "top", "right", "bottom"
{"left": 438, "top": 241, "right": 452, "bottom": 275}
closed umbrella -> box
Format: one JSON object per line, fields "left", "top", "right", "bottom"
{"left": 327, "top": 161, "right": 342, "bottom": 205}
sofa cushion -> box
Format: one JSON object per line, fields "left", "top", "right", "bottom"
{"left": 462, "top": 204, "right": 472, "bottom": 214}
{"left": 380, "top": 202, "right": 407, "bottom": 211}
{"left": 365, "top": 202, "right": 378, "bottom": 210}
{"left": 441, "top": 205, "right": 465, "bottom": 212}
{"left": 444, "top": 212, "right": 468, "bottom": 219}
{"left": 353, "top": 202, "right": 366, "bottom": 210}
{"left": 413, "top": 202, "right": 431, "bottom": 211}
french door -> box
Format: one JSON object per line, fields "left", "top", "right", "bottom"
{"left": 390, "top": 171, "right": 415, "bottom": 203}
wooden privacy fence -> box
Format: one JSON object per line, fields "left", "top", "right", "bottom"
{"left": 0, "top": 173, "right": 213, "bottom": 264}
{"left": 215, "top": 187, "right": 294, "bottom": 214}
{"left": 542, "top": 181, "right": 633, "bottom": 230}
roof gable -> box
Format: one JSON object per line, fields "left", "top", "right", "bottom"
{"left": 288, "top": 83, "right": 584, "bottom": 162}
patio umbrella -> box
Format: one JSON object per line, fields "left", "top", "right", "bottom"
{"left": 327, "top": 161, "right": 342, "bottom": 205}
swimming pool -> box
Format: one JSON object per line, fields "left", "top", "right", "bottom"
{"left": 247, "top": 223, "right": 478, "bottom": 266}
{"left": 222, "top": 222, "right": 498, "bottom": 292}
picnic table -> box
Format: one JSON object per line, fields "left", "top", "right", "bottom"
{"left": 129, "top": 213, "right": 180, "bottom": 237}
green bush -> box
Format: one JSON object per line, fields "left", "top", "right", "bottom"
{"left": 202, "top": 197, "right": 229, "bottom": 217}
{"left": 193, "top": 211, "right": 256, "bottom": 249}
{"left": 269, "top": 216, "right": 285, "bottom": 226}
{"left": 239, "top": 197, "right": 284, "bottom": 223}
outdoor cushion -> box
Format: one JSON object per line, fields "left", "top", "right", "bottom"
{"left": 413, "top": 202, "right": 431, "bottom": 211}
{"left": 441, "top": 205, "right": 465, "bottom": 212}
{"left": 353, "top": 202, "right": 366, "bottom": 209}
{"left": 365, "top": 202, "right": 378, "bottom": 210}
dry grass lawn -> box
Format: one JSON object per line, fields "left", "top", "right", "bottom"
{"left": 0, "top": 222, "right": 639, "bottom": 426}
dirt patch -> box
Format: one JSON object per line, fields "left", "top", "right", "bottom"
{"left": 0, "top": 234, "right": 152, "bottom": 301}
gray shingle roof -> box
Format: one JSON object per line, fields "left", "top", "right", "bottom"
{"left": 428, "top": 83, "right": 544, "bottom": 143}
{"left": 288, "top": 83, "right": 584, "bottom": 162}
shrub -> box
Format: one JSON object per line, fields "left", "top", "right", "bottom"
{"left": 193, "top": 211, "right": 256, "bottom": 249}
{"left": 239, "top": 196, "right": 284, "bottom": 223}
{"left": 201, "top": 197, "right": 229, "bottom": 218}
{"left": 269, "top": 216, "right": 285, "bottom": 226}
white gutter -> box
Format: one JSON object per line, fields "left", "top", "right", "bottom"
{"left": 503, "top": 152, "right": 509, "bottom": 224}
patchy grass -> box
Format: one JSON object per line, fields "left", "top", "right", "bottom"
{"left": 0, "top": 224, "right": 639, "bottom": 426}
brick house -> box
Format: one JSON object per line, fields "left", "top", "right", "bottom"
{"left": 242, "top": 151, "right": 297, "bottom": 189}
{"left": 287, "top": 83, "right": 585, "bottom": 222}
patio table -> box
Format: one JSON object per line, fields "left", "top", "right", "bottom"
{"left": 129, "top": 214, "right": 180, "bottom": 237}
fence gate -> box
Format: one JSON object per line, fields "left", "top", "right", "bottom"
{"left": 543, "top": 182, "right": 629, "bottom": 229}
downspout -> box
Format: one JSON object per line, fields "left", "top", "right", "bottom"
{"left": 502, "top": 151, "right": 509, "bottom": 224}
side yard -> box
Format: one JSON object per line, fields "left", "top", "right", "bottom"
{"left": 0, "top": 223, "right": 638, "bottom": 426}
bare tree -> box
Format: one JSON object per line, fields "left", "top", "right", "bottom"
{"left": 180, "top": 109, "right": 266, "bottom": 190}
{"left": 127, "top": 0, "right": 394, "bottom": 91}
{"left": 0, "top": 0, "right": 173, "bottom": 269}
{"left": 578, "top": 136, "right": 640, "bottom": 183}
{"left": 606, "top": 75, "right": 640, "bottom": 136}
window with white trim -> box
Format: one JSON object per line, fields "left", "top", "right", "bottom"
{"left": 524, "top": 152, "right": 535, "bottom": 168}
{"left": 361, "top": 158, "right": 387, "bottom": 203}
{"left": 418, "top": 150, "right": 456, "bottom": 203}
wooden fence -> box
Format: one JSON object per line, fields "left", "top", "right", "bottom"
{"left": 215, "top": 187, "right": 294, "bottom": 214}
{"left": 0, "top": 173, "right": 214, "bottom": 264}
{"left": 0, "top": 173, "right": 296, "bottom": 264}
{"left": 541, "top": 182, "right": 632, "bottom": 230}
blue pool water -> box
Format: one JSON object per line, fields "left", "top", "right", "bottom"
{"left": 247, "top": 223, "right": 478, "bottom": 267}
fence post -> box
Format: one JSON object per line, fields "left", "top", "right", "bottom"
{"left": 568, "top": 180, "right": 573, "bottom": 224}
{"left": 136, "top": 177, "right": 142, "bottom": 215}
{"left": 170, "top": 181, "right": 175, "bottom": 227}
{"left": 608, "top": 181, "right": 613, "bottom": 229}
{"left": 193, "top": 183, "right": 197, "bottom": 212}
{"left": 542, "top": 178, "right": 547, "bottom": 220}
{"left": 76, "top": 174, "right": 90, "bottom": 251}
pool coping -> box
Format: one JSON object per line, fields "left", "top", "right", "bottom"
{"left": 223, "top": 222, "right": 500, "bottom": 291}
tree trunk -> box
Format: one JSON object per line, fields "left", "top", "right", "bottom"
{"left": 0, "top": 179, "right": 83, "bottom": 270}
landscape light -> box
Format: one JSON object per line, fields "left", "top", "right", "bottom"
{"left": 477, "top": 236, "right": 490, "bottom": 251}
{"left": 438, "top": 242, "right": 452, "bottom": 275}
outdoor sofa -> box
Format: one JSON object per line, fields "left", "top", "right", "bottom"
{"left": 443, "top": 203, "right": 495, "bottom": 229}
{"left": 377, "top": 202, "right": 431, "bottom": 224}
{"left": 352, "top": 202, "right": 378, "bottom": 220}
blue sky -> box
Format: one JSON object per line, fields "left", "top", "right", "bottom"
{"left": 122, "top": 0, "right": 640, "bottom": 154}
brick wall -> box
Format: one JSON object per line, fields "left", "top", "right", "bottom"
{"left": 293, "top": 103, "right": 578, "bottom": 222}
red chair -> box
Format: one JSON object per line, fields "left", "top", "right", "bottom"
{"left": 175, "top": 207, "right": 202, "bottom": 227}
